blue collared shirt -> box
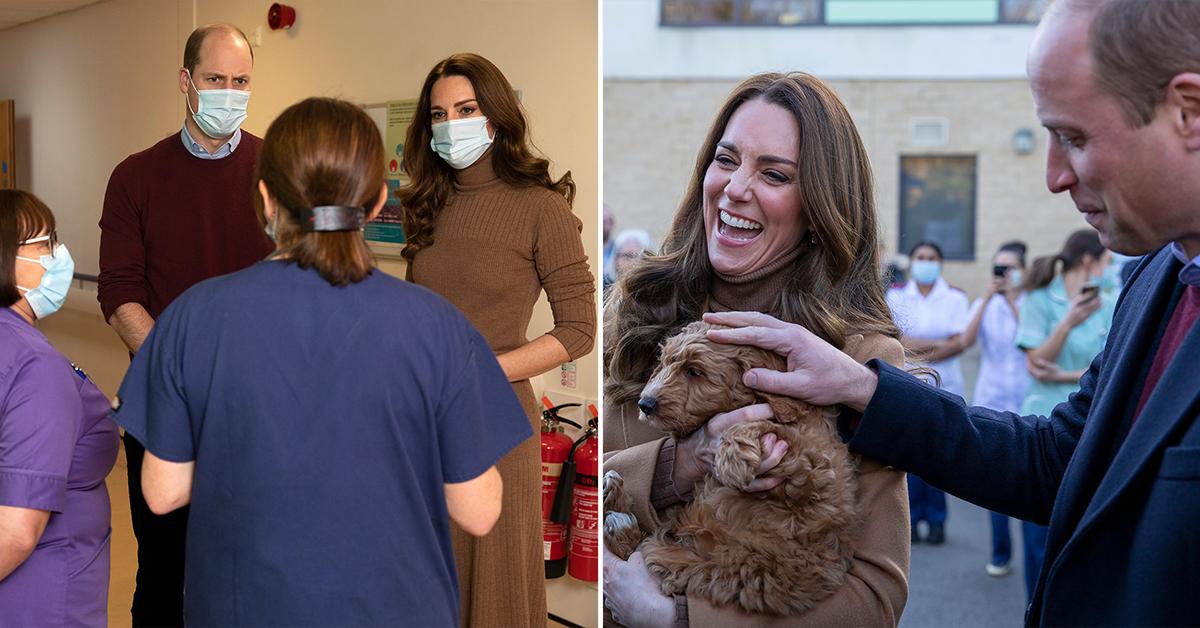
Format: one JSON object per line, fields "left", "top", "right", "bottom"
{"left": 180, "top": 124, "right": 241, "bottom": 160}
{"left": 1170, "top": 242, "right": 1200, "bottom": 287}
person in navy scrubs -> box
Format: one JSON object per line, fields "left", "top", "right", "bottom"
{"left": 113, "top": 97, "right": 530, "bottom": 627}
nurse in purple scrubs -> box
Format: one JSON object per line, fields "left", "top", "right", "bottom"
{"left": 0, "top": 189, "right": 119, "bottom": 627}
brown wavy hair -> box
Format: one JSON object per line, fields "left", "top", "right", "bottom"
{"left": 604, "top": 73, "right": 900, "bottom": 406}
{"left": 397, "top": 53, "right": 575, "bottom": 262}
{"left": 256, "top": 97, "right": 383, "bottom": 286}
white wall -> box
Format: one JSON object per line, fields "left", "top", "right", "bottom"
{"left": 0, "top": 0, "right": 186, "bottom": 275}
{"left": 603, "top": 0, "right": 1038, "bottom": 80}
{"left": 2, "top": 0, "right": 600, "bottom": 407}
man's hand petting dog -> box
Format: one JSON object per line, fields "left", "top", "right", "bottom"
{"left": 704, "top": 311, "right": 879, "bottom": 412}
{"left": 603, "top": 546, "right": 674, "bottom": 628}
{"left": 673, "top": 403, "right": 790, "bottom": 493}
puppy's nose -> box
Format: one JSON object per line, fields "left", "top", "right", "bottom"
{"left": 637, "top": 396, "right": 658, "bottom": 416}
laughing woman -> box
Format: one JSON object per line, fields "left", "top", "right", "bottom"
{"left": 603, "top": 73, "right": 909, "bottom": 626}
{"left": 399, "top": 53, "right": 596, "bottom": 628}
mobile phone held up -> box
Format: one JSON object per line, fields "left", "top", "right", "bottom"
{"left": 1081, "top": 282, "right": 1100, "bottom": 299}
{"left": 993, "top": 265, "right": 1008, "bottom": 278}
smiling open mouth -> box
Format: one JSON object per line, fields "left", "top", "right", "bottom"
{"left": 718, "top": 210, "right": 763, "bottom": 241}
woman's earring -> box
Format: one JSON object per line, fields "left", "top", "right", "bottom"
{"left": 809, "top": 231, "right": 818, "bottom": 245}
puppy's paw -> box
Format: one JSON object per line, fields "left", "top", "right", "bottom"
{"left": 713, "top": 421, "right": 767, "bottom": 491}
{"left": 603, "top": 470, "right": 632, "bottom": 512}
{"left": 603, "top": 471, "right": 643, "bottom": 559}
{"left": 604, "top": 511, "right": 642, "bottom": 560}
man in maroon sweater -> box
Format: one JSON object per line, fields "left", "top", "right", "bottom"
{"left": 98, "top": 23, "right": 272, "bottom": 627}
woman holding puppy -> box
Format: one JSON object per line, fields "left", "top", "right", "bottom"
{"left": 603, "top": 73, "right": 909, "bottom": 626}
{"left": 1012, "top": 228, "right": 1115, "bottom": 602}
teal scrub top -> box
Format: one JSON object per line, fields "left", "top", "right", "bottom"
{"left": 1016, "top": 276, "right": 1117, "bottom": 416}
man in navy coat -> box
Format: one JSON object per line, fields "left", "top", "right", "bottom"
{"left": 703, "top": 0, "right": 1200, "bottom": 625}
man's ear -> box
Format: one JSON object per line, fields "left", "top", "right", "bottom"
{"left": 1165, "top": 73, "right": 1200, "bottom": 152}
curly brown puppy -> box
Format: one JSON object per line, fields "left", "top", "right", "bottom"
{"left": 605, "top": 321, "right": 860, "bottom": 616}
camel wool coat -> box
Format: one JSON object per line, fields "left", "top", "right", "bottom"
{"left": 604, "top": 333, "right": 910, "bottom": 627}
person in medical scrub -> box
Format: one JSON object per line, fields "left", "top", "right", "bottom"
{"left": 956, "top": 240, "right": 1032, "bottom": 576}
{"left": 0, "top": 189, "right": 118, "bottom": 626}
{"left": 887, "top": 240, "right": 969, "bottom": 544}
{"left": 112, "top": 98, "right": 528, "bottom": 626}
{"left": 1014, "top": 228, "right": 1115, "bottom": 602}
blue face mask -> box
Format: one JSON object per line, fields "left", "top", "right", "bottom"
{"left": 16, "top": 237, "right": 74, "bottom": 319}
{"left": 910, "top": 260, "right": 941, "bottom": 286}
{"left": 264, "top": 210, "right": 278, "bottom": 243}
{"left": 430, "top": 116, "right": 495, "bottom": 169}
{"left": 1009, "top": 269, "right": 1024, "bottom": 289}
{"left": 186, "top": 70, "right": 250, "bottom": 139}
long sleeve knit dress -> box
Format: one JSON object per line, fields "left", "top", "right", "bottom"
{"left": 408, "top": 149, "right": 596, "bottom": 627}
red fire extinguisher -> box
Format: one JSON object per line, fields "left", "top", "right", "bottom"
{"left": 541, "top": 397, "right": 581, "bottom": 579}
{"left": 551, "top": 405, "right": 600, "bottom": 582}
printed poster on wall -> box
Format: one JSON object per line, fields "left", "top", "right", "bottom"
{"left": 364, "top": 98, "right": 417, "bottom": 256}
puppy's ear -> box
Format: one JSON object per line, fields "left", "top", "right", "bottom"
{"left": 757, "top": 391, "right": 804, "bottom": 424}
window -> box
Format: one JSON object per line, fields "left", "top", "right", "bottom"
{"left": 661, "top": 0, "right": 821, "bottom": 26}
{"left": 898, "top": 156, "right": 976, "bottom": 261}
{"left": 998, "top": 0, "right": 1052, "bottom": 23}
{"left": 826, "top": 0, "right": 995, "bottom": 24}
{"left": 661, "top": 0, "right": 1049, "bottom": 26}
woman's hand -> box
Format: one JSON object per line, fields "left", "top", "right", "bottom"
{"left": 1027, "top": 356, "right": 1082, "bottom": 384}
{"left": 673, "top": 404, "right": 789, "bottom": 493}
{"left": 603, "top": 545, "right": 675, "bottom": 628}
{"left": 985, "top": 275, "right": 1006, "bottom": 297}
{"left": 1062, "top": 291, "right": 1101, "bottom": 328}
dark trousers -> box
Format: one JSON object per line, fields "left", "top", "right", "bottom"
{"left": 124, "top": 432, "right": 188, "bottom": 627}
{"left": 990, "top": 511, "right": 1012, "bottom": 565}
{"left": 907, "top": 474, "right": 947, "bottom": 526}
{"left": 1022, "top": 520, "right": 1049, "bottom": 604}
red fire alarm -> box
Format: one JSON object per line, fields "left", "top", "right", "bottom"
{"left": 268, "top": 3, "right": 296, "bottom": 30}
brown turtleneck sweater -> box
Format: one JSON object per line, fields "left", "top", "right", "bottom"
{"left": 409, "top": 149, "right": 596, "bottom": 391}
{"left": 708, "top": 247, "right": 803, "bottom": 314}
{"left": 407, "top": 148, "right": 595, "bottom": 628}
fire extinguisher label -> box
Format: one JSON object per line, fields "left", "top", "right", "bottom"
{"left": 544, "top": 522, "right": 567, "bottom": 561}
{"left": 542, "top": 461, "right": 567, "bottom": 561}
{"left": 569, "top": 476, "right": 599, "bottom": 560}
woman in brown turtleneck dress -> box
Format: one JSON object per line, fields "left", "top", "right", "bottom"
{"left": 399, "top": 54, "right": 596, "bottom": 628}
{"left": 603, "top": 73, "right": 910, "bottom": 627}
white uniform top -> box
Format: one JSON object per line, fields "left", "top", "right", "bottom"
{"left": 887, "top": 277, "right": 969, "bottom": 396}
{"left": 968, "top": 293, "right": 1032, "bottom": 412}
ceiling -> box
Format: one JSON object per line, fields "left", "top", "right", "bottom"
{"left": 0, "top": 0, "right": 105, "bottom": 32}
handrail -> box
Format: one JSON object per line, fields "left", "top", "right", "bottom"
{"left": 73, "top": 272, "right": 98, "bottom": 284}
